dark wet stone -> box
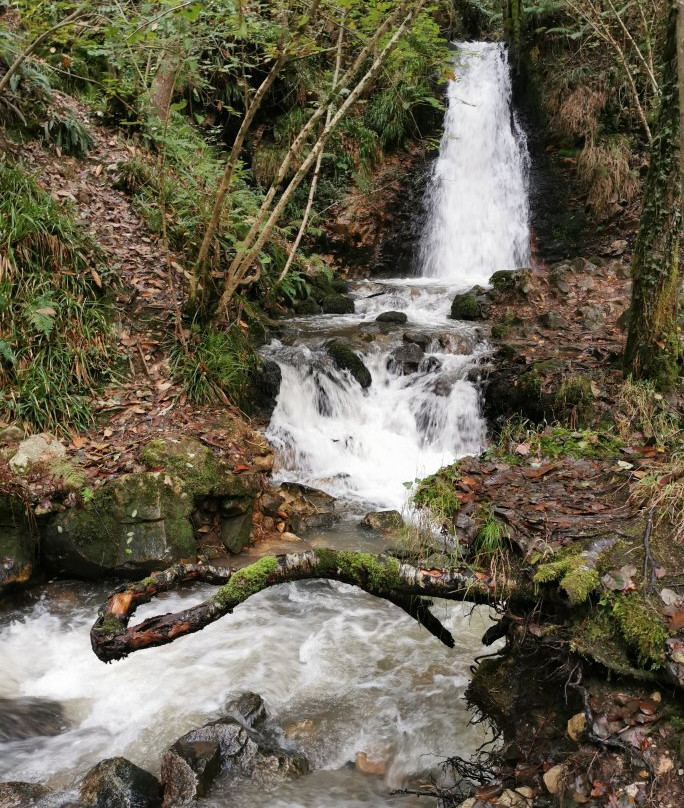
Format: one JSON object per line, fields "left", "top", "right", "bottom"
{"left": 0, "top": 697, "right": 67, "bottom": 742}
{"left": 326, "top": 342, "right": 371, "bottom": 389}
{"left": 80, "top": 758, "right": 161, "bottom": 808}
{"left": 375, "top": 311, "right": 408, "bottom": 324}
{"left": 403, "top": 331, "right": 432, "bottom": 350}
{"left": 420, "top": 356, "right": 442, "bottom": 373}
{"left": 538, "top": 311, "right": 569, "bottom": 330}
{"left": 249, "top": 359, "right": 282, "bottom": 416}
{"left": 387, "top": 343, "right": 424, "bottom": 375}
{"left": 449, "top": 292, "right": 482, "bottom": 321}
{"left": 320, "top": 294, "right": 354, "bottom": 315}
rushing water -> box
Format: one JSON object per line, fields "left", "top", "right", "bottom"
{"left": 0, "top": 40, "right": 529, "bottom": 807}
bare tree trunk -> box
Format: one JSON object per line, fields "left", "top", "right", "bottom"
{"left": 278, "top": 17, "right": 346, "bottom": 284}
{"left": 90, "top": 550, "right": 508, "bottom": 662}
{"left": 215, "top": 0, "right": 428, "bottom": 319}
{"left": 0, "top": 6, "right": 87, "bottom": 95}
{"left": 149, "top": 50, "right": 184, "bottom": 123}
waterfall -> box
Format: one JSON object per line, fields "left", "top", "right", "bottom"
{"left": 265, "top": 42, "right": 530, "bottom": 512}
{"left": 420, "top": 42, "right": 531, "bottom": 285}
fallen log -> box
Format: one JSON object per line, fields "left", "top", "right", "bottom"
{"left": 90, "top": 549, "right": 512, "bottom": 662}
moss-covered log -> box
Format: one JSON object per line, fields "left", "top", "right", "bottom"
{"left": 90, "top": 550, "right": 512, "bottom": 662}
{"left": 624, "top": 6, "right": 682, "bottom": 389}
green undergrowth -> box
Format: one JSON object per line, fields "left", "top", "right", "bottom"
{"left": 0, "top": 162, "right": 115, "bottom": 433}
{"left": 534, "top": 553, "right": 601, "bottom": 605}
{"left": 473, "top": 502, "right": 508, "bottom": 559}
{"left": 489, "top": 422, "right": 624, "bottom": 465}
{"left": 412, "top": 462, "right": 462, "bottom": 521}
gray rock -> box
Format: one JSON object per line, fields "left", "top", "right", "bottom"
{"left": 272, "top": 483, "right": 337, "bottom": 533}
{"left": 375, "top": 311, "right": 408, "bottom": 325}
{"left": 549, "top": 269, "right": 570, "bottom": 294}
{"left": 577, "top": 305, "right": 605, "bottom": 330}
{"left": 220, "top": 513, "right": 253, "bottom": 554}
{"left": 0, "top": 782, "right": 52, "bottom": 807}
{"left": 388, "top": 343, "right": 424, "bottom": 375}
{"left": 161, "top": 694, "right": 308, "bottom": 807}
{"left": 402, "top": 331, "right": 432, "bottom": 350}
{"left": 80, "top": 758, "right": 161, "bottom": 808}
{"left": 538, "top": 311, "right": 569, "bottom": 330}
{"left": 360, "top": 510, "right": 404, "bottom": 534}
{"left": 0, "top": 494, "right": 37, "bottom": 592}
{"left": 9, "top": 434, "right": 66, "bottom": 473}
{"left": 421, "top": 356, "right": 442, "bottom": 373}
{"left": 0, "top": 426, "right": 24, "bottom": 447}
{"left": 490, "top": 268, "right": 532, "bottom": 297}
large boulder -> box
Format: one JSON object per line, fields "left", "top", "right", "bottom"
{"left": 43, "top": 472, "right": 195, "bottom": 578}
{"left": 0, "top": 493, "right": 37, "bottom": 592}
{"left": 80, "top": 757, "right": 161, "bottom": 808}
{"left": 489, "top": 268, "right": 532, "bottom": 298}
{"left": 375, "top": 311, "right": 408, "bottom": 325}
{"left": 9, "top": 433, "right": 65, "bottom": 473}
{"left": 450, "top": 292, "right": 483, "bottom": 321}
{"left": 161, "top": 693, "right": 308, "bottom": 807}
{"left": 326, "top": 342, "right": 372, "bottom": 389}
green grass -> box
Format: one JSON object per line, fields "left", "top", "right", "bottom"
{"left": 0, "top": 161, "right": 115, "bottom": 433}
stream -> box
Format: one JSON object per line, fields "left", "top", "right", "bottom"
{"left": 0, "top": 42, "right": 530, "bottom": 807}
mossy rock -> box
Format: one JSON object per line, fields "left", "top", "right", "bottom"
{"left": 490, "top": 268, "right": 532, "bottom": 298}
{"left": 0, "top": 493, "right": 37, "bottom": 592}
{"left": 360, "top": 510, "right": 404, "bottom": 534}
{"left": 43, "top": 472, "right": 196, "bottom": 578}
{"left": 140, "top": 437, "right": 262, "bottom": 499}
{"left": 326, "top": 341, "right": 372, "bottom": 389}
{"left": 294, "top": 297, "right": 321, "bottom": 316}
{"left": 320, "top": 294, "right": 355, "bottom": 315}
{"left": 450, "top": 292, "right": 482, "bottom": 321}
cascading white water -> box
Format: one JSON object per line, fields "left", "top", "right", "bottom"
{"left": 420, "top": 42, "right": 530, "bottom": 284}
{"left": 0, "top": 40, "right": 528, "bottom": 808}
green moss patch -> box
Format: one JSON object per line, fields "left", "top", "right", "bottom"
{"left": 212, "top": 556, "right": 279, "bottom": 607}
{"left": 612, "top": 593, "right": 669, "bottom": 667}
{"left": 535, "top": 554, "right": 601, "bottom": 604}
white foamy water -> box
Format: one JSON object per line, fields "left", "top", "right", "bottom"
{"left": 0, "top": 581, "right": 495, "bottom": 802}
{"left": 420, "top": 42, "right": 530, "bottom": 284}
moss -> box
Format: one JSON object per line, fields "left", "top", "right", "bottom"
{"left": 450, "top": 292, "right": 482, "bottom": 321}
{"left": 326, "top": 342, "right": 372, "bottom": 389}
{"left": 140, "top": 438, "right": 223, "bottom": 496}
{"left": 313, "top": 548, "right": 403, "bottom": 591}
{"left": 612, "top": 593, "right": 668, "bottom": 666}
{"left": 413, "top": 463, "right": 462, "bottom": 520}
{"left": 534, "top": 554, "right": 600, "bottom": 604}
{"left": 554, "top": 376, "right": 594, "bottom": 426}
{"left": 94, "top": 613, "right": 124, "bottom": 636}
{"left": 212, "top": 556, "right": 279, "bottom": 607}
{"left": 320, "top": 294, "right": 355, "bottom": 315}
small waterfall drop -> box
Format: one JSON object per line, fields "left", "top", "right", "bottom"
{"left": 420, "top": 42, "right": 530, "bottom": 284}
{"left": 266, "top": 41, "right": 530, "bottom": 512}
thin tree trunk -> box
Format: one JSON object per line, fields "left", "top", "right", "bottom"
{"left": 216, "top": 0, "right": 428, "bottom": 319}
{"left": 222, "top": 0, "right": 417, "bottom": 295}
{"left": 678, "top": 0, "right": 684, "bottom": 203}
{"left": 0, "top": 6, "right": 87, "bottom": 94}
{"left": 278, "top": 18, "right": 346, "bottom": 284}
{"left": 90, "top": 550, "right": 508, "bottom": 662}
{"left": 624, "top": 4, "right": 681, "bottom": 388}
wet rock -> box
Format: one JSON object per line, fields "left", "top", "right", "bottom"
{"left": 355, "top": 750, "right": 389, "bottom": 776}
{"left": 388, "top": 343, "right": 423, "bottom": 375}
{"left": 247, "top": 360, "right": 282, "bottom": 417}
{"left": 0, "top": 697, "right": 67, "bottom": 741}
{"left": 320, "top": 294, "right": 354, "bottom": 315}
{"left": 270, "top": 483, "right": 337, "bottom": 533}
{"left": 0, "top": 494, "right": 36, "bottom": 592}
{"left": 0, "top": 782, "right": 53, "bottom": 807}
{"left": 326, "top": 341, "right": 372, "bottom": 389}
{"left": 43, "top": 472, "right": 196, "bottom": 578}
{"left": 490, "top": 268, "right": 532, "bottom": 297}
{"left": 80, "top": 757, "right": 161, "bottom": 808}
{"left": 9, "top": 434, "right": 66, "bottom": 473}
{"left": 375, "top": 311, "right": 408, "bottom": 324}
{"left": 577, "top": 304, "right": 605, "bottom": 330}
{"left": 438, "top": 331, "right": 478, "bottom": 355}
{"left": 538, "top": 311, "right": 569, "bottom": 330}
{"left": 294, "top": 298, "right": 321, "bottom": 315}
{"left": 220, "top": 513, "right": 253, "bottom": 554}
{"left": 449, "top": 292, "right": 482, "bottom": 321}
{"left": 421, "top": 356, "right": 442, "bottom": 373}
{"left": 403, "top": 331, "right": 432, "bottom": 350}
{"left": 360, "top": 510, "right": 404, "bottom": 534}
{"left": 161, "top": 694, "right": 308, "bottom": 807}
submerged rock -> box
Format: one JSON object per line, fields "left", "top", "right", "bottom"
{"left": 375, "top": 311, "right": 408, "bottom": 324}
{"left": 0, "top": 494, "right": 36, "bottom": 592}
{"left": 360, "top": 510, "right": 404, "bottom": 534}
{"left": 326, "top": 341, "right": 372, "bottom": 389}
{"left": 161, "top": 693, "right": 308, "bottom": 807}
{"left": 0, "top": 697, "right": 67, "bottom": 742}
{"left": 0, "top": 781, "right": 52, "bottom": 807}
{"left": 80, "top": 757, "right": 161, "bottom": 808}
